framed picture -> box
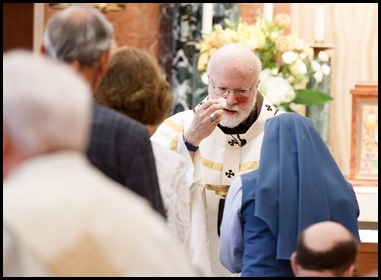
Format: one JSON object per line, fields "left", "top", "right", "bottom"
{"left": 349, "top": 82, "right": 378, "bottom": 185}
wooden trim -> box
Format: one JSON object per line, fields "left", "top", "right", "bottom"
{"left": 33, "top": 3, "right": 45, "bottom": 52}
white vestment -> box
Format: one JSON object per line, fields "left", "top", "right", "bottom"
{"left": 151, "top": 141, "right": 193, "bottom": 261}
{"left": 3, "top": 152, "right": 200, "bottom": 277}
{"left": 151, "top": 96, "right": 279, "bottom": 276}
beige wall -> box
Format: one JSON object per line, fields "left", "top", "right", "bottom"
{"left": 292, "top": 3, "right": 378, "bottom": 176}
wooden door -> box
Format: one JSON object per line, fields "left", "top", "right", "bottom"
{"left": 3, "top": 3, "right": 34, "bottom": 52}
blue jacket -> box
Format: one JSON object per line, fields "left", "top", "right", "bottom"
{"left": 241, "top": 171, "right": 293, "bottom": 276}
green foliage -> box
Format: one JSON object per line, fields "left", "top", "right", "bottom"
{"left": 293, "top": 89, "right": 333, "bottom": 105}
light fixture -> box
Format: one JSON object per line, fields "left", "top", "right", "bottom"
{"left": 48, "top": 3, "right": 125, "bottom": 13}
{"left": 90, "top": 3, "right": 125, "bottom": 13}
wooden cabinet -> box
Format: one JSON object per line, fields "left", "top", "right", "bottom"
{"left": 349, "top": 82, "right": 378, "bottom": 186}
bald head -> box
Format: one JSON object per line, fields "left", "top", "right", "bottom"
{"left": 207, "top": 43, "right": 262, "bottom": 83}
{"left": 303, "top": 221, "right": 355, "bottom": 252}
{"left": 292, "top": 221, "right": 358, "bottom": 277}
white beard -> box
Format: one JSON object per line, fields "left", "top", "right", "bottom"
{"left": 219, "top": 95, "right": 257, "bottom": 128}
{"left": 219, "top": 112, "right": 248, "bottom": 128}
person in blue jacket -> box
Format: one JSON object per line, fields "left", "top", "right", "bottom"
{"left": 219, "top": 112, "right": 360, "bottom": 277}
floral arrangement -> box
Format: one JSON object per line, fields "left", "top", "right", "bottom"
{"left": 196, "top": 13, "right": 332, "bottom": 111}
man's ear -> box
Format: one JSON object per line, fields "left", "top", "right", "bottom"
{"left": 99, "top": 50, "right": 110, "bottom": 77}
{"left": 40, "top": 45, "right": 47, "bottom": 56}
{"left": 3, "top": 122, "right": 13, "bottom": 178}
{"left": 4, "top": 123, "right": 10, "bottom": 156}
{"left": 342, "top": 264, "right": 355, "bottom": 277}
{"left": 290, "top": 251, "right": 298, "bottom": 276}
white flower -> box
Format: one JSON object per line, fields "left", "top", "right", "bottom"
{"left": 318, "top": 51, "right": 329, "bottom": 62}
{"left": 259, "top": 70, "right": 296, "bottom": 106}
{"left": 282, "top": 51, "right": 297, "bottom": 64}
{"left": 201, "top": 72, "right": 209, "bottom": 85}
{"left": 270, "top": 68, "right": 279, "bottom": 76}
{"left": 313, "top": 71, "right": 323, "bottom": 83}
{"left": 296, "top": 61, "right": 307, "bottom": 75}
{"left": 311, "top": 60, "right": 321, "bottom": 72}
{"left": 299, "top": 52, "right": 307, "bottom": 60}
{"left": 321, "top": 64, "right": 331, "bottom": 76}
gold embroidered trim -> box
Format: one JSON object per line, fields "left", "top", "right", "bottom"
{"left": 170, "top": 135, "right": 179, "bottom": 152}
{"left": 201, "top": 159, "right": 260, "bottom": 173}
{"left": 163, "top": 119, "right": 183, "bottom": 133}
{"left": 202, "top": 158, "right": 223, "bottom": 171}
{"left": 239, "top": 161, "right": 260, "bottom": 172}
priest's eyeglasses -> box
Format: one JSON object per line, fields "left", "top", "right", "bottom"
{"left": 210, "top": 78, "right": 255, "bottom": 98}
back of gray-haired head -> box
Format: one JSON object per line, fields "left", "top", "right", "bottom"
{"left": 3, "top": 50, "right": 92, "bottom": 156}
{"left": 43, "top": 4, "right": 114, "bottom": 67}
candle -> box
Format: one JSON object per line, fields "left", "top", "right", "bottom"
{"left": 263, "top": 3, "right": 273, "bottom": 21}
{"left": 314, "top": 4, "right": 325, "bottom": 43}
{"left": 202, "top": 3, "right": 213, "bottom": 36}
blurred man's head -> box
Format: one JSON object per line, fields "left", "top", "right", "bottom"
{"left": 41, "top": 4, "right": 114, "bottom": 91}
{"left": 291, "top": 221, "right": 357, "bottom": 277}
{"left": 3, "top": 50, "right": 91, "bottom": 178}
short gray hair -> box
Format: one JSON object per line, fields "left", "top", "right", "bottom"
{"left": 43, "top": 4, "right": 114, "bottom": 67}
{"left": 3, "top": 50, "right": 92, "bottom": 156}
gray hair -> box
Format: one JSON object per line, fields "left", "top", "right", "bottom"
{"left": 43, "top": 4, "right": 114, "bottom": 67}
{"left": 3, "top": 50, "right": 92, "bottom": 156}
